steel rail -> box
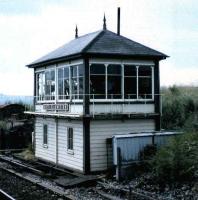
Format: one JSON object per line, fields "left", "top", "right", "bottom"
{"left": 0, "top": 189, "right": 16, "bottom": 200}
{"left": 0, "top": 165, "right": 75, "bottom": 200}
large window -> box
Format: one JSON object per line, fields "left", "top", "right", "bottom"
{"left": 58, "top": 67, "right": 70, "bottom": 100}
{"left": 138, "top": 66, "right": 152, "bottom": 99}
{"left": 90, "top": 64, "right": 106, "bottom": 99}
{"left": 89, "top": 63, "right": 153, "bottom": 100}
{"left": 124, "top": 65, "right": 137, "bottom": 99}
{"left": 107, "top": 65, "right": 122, "bottom": 99}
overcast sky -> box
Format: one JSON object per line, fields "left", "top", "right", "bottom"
{"left": 0, "top": 0, "right": 197, "bottom": 96}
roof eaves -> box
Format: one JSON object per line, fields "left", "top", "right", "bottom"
{"left": 26, "top": 53, "right": 83, "bottom": 68}
{"left": 85, "top": 52, "right": 168, "bottom": 60}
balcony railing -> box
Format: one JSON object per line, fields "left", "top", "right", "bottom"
{"left": 34, "top": 93, "right": 155, "bottom": 102}
{"left": 0, "top": 94, "right": 162, "bottom": 116}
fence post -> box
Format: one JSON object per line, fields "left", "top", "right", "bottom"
{"left": 116, "top": 147, "right": 122, "bottom": 182}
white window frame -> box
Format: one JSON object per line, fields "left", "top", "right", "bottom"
{"left": 35, "top": 65, "right": 56, "bottom": 103}
{"left": 89, "top": 61, "right": 154, "bottom": 102}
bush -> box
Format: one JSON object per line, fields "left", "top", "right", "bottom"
{"left": 161, "top": 85, "right": 198, "bottom": 130}
{"left": 152, "top": 132, "right": 198, "bottom": 186}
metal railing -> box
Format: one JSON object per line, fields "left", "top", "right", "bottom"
{"left": 31, "top": 93, "right": 162, "bottom": 116}
{"left": 0, "top": 94, "right": 162, "bottom": 115}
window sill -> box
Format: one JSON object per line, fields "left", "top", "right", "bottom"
{"left": 43, "top": 144, "right": 48, "bottom": 148}
{"left": 67, "top": 149, "right": 74, "bottom": 155}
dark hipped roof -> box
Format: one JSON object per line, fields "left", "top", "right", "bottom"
{"left": 27, "top": 30, "right": 168, "bottom": 67}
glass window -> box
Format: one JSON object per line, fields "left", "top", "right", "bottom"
{"left": 45, "top": 69, "right": 55, "bottom": 100}
{"left": 138, "top": 66, "right": 152, "bottom": 99}
{"left": 90, "top": 64, "right": 106, "bottom": 99}
{"left": 58, "top": 67, "right": 70, "bottom": 100}
{"left": 78, "top": 65, "right": 84, "bottom": 99}
{"left": 107, "top": 64, "right": 121, "bottom": 99}
{"left": 124, "top": 65, "right": 137, "bottom": 99}
{"left": 71, "top": 65, "right": 78, "bottom": 99}
{"left": 43, "top": 124, "right": 48, "bottom": 145}
{"left": 67, "top": 127, "right": 73, "bottom": 150}
{"left": 37, "top": 72, "right": 45, "bottom": 101}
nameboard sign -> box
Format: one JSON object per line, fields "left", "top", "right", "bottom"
{"left": 43, "top": 104, "right": 70, "bottom": 112}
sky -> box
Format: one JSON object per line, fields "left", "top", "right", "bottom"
{"left": 0, "top": 0, "right": 197, "bottom": 96}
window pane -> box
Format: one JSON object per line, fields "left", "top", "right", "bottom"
{"left": 58, "top": 68, "right": 63, "bottom": 79}
{"left": 72, "top": 66, "right": 78, "bottom": 77}
{"left": 138, "top": 77, "right": 152, "bottom": 99}
{"left": 107, "top": 76, "right": 121, "bottom": 99}
{"left": 107, "top": 65, "right": 121, "bottom": 99}
{"left": 138, "top": 66, "right": 152, "bottom": 99}
{"left": 58, "top": 79, "right": 63, "bottom": 99}
{"left": 107, "top": 64, "right": 121, "bottom": 75}
{"left": 37, "top": 72, "right": 45, "bottom": 100}
{"left": 139, "top": 66, "right": 152, "bottom": 76}
{"left": 68, "top": 128, "right": 73, "bottom": 150}
{"left": 90, "top": 75, "right": 105, "bottom": 99}
{"left": 45, "top": 70, "right": 55, "bottom": 100}
{"left": 64, "top": 67, "right": 69, "bottom": 78}
{"left": 90, "top": 64, "right": 105, "bottom": 74}
{"left": 90, "top": 64, "right": 105, "bottom": 99}
{"left": 79, "top": 77, "right": 83, "bottom": 99}
{"left": 124, "top": 65, "right": 136, "bottom": 76}
{"left": 72, "top": 78, "right": 78, "bottom": 98}
{"left": 78, "top": 65, "right": 84, "bottom": 76}
{"left": 43, "top": 124, "right": 48, "bottom": 145}
{"left": 64, "top": 79, "right": 69, "bottom": 99}
{"left": 124, "top": 77, "right": 137, "bottom": 99}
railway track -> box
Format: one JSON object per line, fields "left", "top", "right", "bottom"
{"left": 0, "top": 189, "right": 16, "bottom": 200}
{"left": 0, "top": 154, "right": 167, "bottom": 200}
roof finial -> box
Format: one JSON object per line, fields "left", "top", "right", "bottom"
{"left": 103, "top": 13, "right": 107, "bottom": 30}
{"left": 75, "top": 25, "right": 78, "bottom": 39}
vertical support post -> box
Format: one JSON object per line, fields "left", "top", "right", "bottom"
{"left": 83, "top": 57, "right": 90, "bottom": 115}
{"left": 154, "top": 60, "right": 161, "bottom": 131}
{"left": 116, "top": 147, "right": 122, "bottom": 182}
{"left": 83, "top": 57, "right": 90, "bottom": 174}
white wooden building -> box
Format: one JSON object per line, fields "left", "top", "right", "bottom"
{"left": 26, "top": 13, "right": 168, "bottom": 174}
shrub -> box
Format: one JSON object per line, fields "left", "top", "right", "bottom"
{"left": 152, "top": 132, "right": 198, "bottom": 186}
{"left": 161, "top": 85, "right": 198, "bottom": 130}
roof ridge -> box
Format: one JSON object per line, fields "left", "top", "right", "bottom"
{"left": 81, "top": 30, "right": 104, "bottom": 53}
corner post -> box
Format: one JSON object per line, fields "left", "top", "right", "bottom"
{"left": 83, "top": 56, "right": 90, "bottom": 174}
{"left": 154, "top": 60, "right": 161, "bottom": 131}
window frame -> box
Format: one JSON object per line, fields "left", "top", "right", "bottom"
{"left": 57, "top": 65, "right": 70, "bottom": 101}
{"left": 89, "top": 62, "right": 154, "bottom": 102}
{"left": 35, "top": 66, "right": 56, "bottom": 103}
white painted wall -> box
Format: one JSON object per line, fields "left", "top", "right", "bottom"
{"left": 57, "top": 119, "right": 83, "bottom": 172}
{"left": 35, "top": 117, "right": 56, "bottom": 163}
{"left": 35, "top": 117, "right": 84, "bottom": 172}
{"left": 90, "top": 104, "right": 154, "bottom": 115}
{"left": 90, "top": 119, "right": 155, "bottom": 172}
